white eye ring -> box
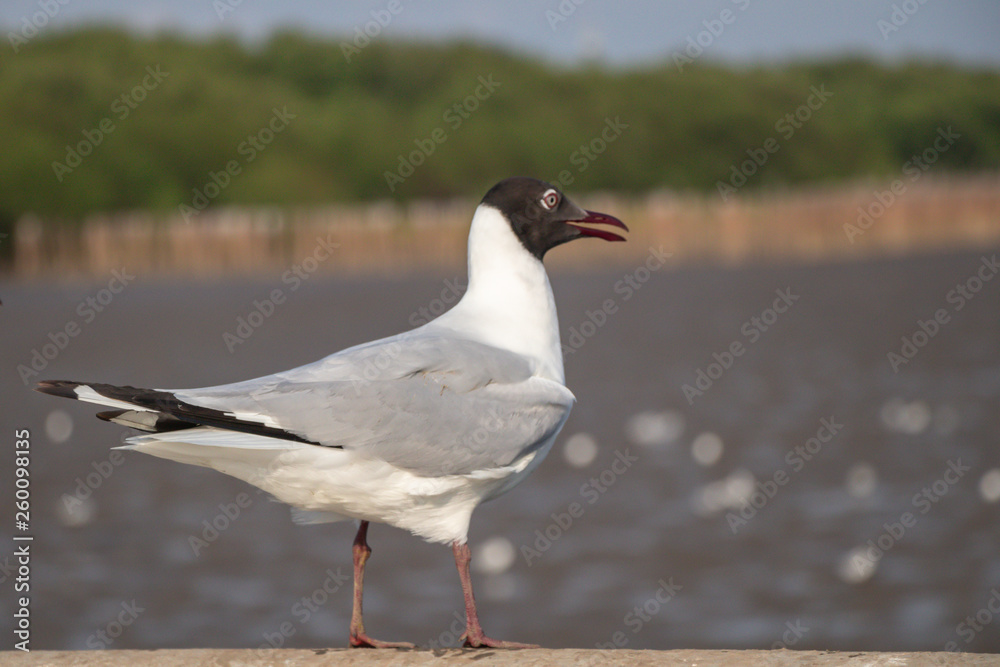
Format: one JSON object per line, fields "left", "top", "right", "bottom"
{"left": 540, "top": 189, "right": 559, "bottom": 210}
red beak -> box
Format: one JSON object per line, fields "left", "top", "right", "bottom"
{"left": 567, "top": 210, "right": 629, "bottom": 242}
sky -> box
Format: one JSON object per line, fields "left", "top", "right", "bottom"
{"left": 4, "top": 0, "right": 1000, "bottom": 69}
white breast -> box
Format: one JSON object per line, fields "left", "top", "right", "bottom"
{"left": 434, "top": 204, "right": 566, "bottom": 383}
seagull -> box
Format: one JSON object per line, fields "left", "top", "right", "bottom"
{"left": 35, "top": 177, "right": 627, "bottom": 649}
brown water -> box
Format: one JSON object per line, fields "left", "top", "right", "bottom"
{"left": 2, "top": 248, "right": 999, "bottom": 652}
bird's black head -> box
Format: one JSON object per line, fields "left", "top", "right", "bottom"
{"left": 480, "top": 177, "right": 628, "bottom": 260}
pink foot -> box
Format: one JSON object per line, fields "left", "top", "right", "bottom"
{"left": 461, "top": 631, "right": 538, "bottom": 649}
{"left": 349, "top": 632, "right": 415, "bottom": 649}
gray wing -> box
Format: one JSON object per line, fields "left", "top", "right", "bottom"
{"left": 172, "top": 328, "right": 575, "bottom": 476}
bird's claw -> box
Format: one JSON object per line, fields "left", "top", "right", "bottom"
{"left": 460, "top": 631, "right": 538, "bottom": 649}
{"left": 349, "top": 632, "right": 415, "bottom": 649}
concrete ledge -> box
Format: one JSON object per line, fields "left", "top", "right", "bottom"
{"left": 2, "top": 649, "right": 996, "bottom": 666}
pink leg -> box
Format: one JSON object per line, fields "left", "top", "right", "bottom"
{"left": 452, "top": 541, "right": 538, "bottom": 649}
{"left": 349, "top": 521, "right": 415, "bottom": 649}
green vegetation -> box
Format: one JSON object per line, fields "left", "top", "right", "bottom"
{"left": 2, "top": 27, "right": 999, "bottom": 227}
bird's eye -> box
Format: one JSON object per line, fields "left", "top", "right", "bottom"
{"left": 540, "top": 190, "right": 559, "bottom": 210}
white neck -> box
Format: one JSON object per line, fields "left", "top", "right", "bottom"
{"left": 432, "top": 204, "right": 565, "bottom": 383}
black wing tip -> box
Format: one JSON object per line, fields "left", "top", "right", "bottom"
{"left": 36, "top": 380, "right": 326, "bottom": 446}
{"left": 34, "top": 380, "right": 83, "bottom": 399}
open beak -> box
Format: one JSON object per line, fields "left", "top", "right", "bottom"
{"left": 567, "top": 210, "right": 629, "bottom": 242}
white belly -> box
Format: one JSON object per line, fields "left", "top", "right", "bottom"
{"left": 128, "top": 433, "right": 559, "bottom": 545}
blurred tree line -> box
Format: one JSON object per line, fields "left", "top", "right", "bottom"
{"left": 2, "top": 27, "right": 999, "bottom": 233}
